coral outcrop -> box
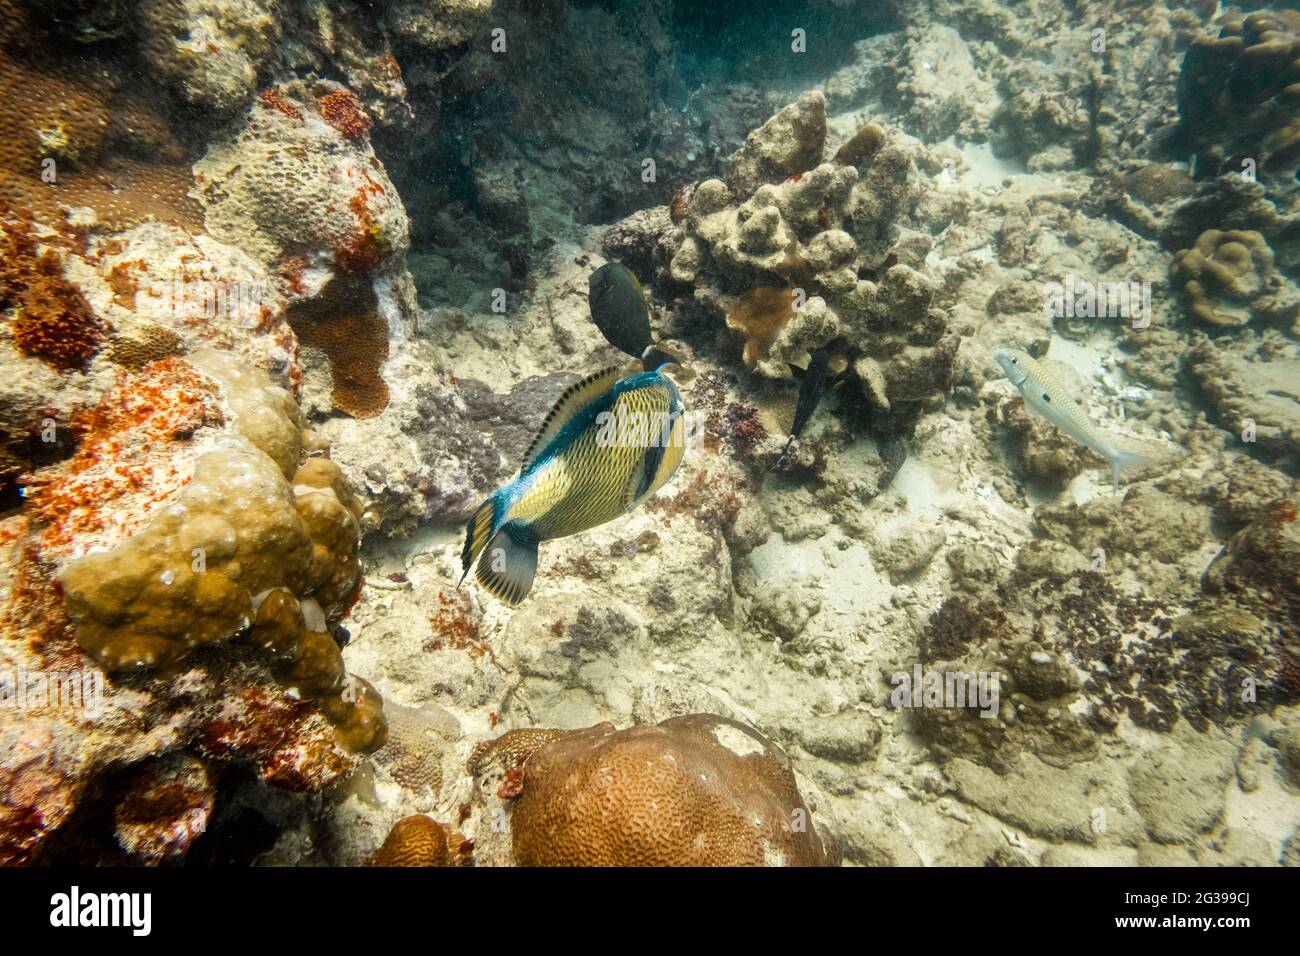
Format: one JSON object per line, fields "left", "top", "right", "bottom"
{"left": 135, "top": 0, "right": 283, "bottom": 115}
{"left": 0, "top": 211, "right": 383, "bottom": 864}
{"left": 1171, "top": 229, "right": 1299, "bottom": 330}
{"left": 194, "top": 80, "right": 409, "bottom": 288}
{"left": 1178, "top": 10, "right": 1300, "bottom": 204}
{"left": 612, "top": 95, "right": 955, "bottom": 427}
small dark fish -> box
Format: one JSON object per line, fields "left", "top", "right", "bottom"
{"left": 589, "top": 262, "right": 653, "bottom": 361}
{"left": 776, "top": 348, "right": 841, "bottom": 468}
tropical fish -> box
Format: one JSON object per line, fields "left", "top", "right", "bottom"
{"left": 776, "top": 347, "right": 845, "bottom": 467}
{"left": 461, "top": 361, "right": 687, "bottom": 606}
{"left": 589, "top": 262, "right": 654, "bottom": 359}
{"left": 995, "top": 348, "right": 1149, "bottom": 491}
{"left": 588, "top": 260, "right": 685, "bottom": 374}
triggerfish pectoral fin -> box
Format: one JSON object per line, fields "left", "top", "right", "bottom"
{"left": 474, "top": 521, "right": 540, "bottom": 607}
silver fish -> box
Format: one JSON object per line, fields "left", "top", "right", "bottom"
{"left": 995, "top": 348, "right": 1148, "bottom": 491}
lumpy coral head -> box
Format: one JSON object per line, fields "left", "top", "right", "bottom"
{"left": 508, "top": 715, "right": 836, "bottom": 867}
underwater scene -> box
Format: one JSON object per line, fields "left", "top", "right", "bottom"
{"left": 0, "top": 0, "right": 1298, "bottom": 874}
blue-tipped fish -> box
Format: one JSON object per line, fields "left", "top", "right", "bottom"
{"left": 461, "top": 361, "right": 687, "bottom": 606}
{"left": 776, "top": 347, "right": 845, "bottom": 468}
{"left": 589, "top": 261, "right": 683, "bottom": 373}
{"left": 995, "top": 348, "right": 1150, "bottom": 491}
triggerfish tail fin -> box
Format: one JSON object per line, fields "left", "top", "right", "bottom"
{"left": 460, "top": 495, "right": 498, "bottom": 587}
{"left": 474, "top": 521, "right": 540, "bottom": 607}
{"left": 1108, "top": 449, "right": 1154, "bottom": 493}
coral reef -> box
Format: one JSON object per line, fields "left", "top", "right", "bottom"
{"left": 0, "top": 202, "right": 383, "bottom": 866}
{"left": 3, "top": 0, "right": 1300, "bottom": 873}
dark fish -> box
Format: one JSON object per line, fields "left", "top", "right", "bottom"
{"left": 776, "top": 347, "right": 841, "bottom": 468}
{"left": 589, "top": 262, "right": 653, "bottom": 362}
{"left": 461, "top": 365, "right": 687, "bottom": 606}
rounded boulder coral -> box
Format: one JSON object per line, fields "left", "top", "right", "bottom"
{"left": 504, "top": 715, "right": 837, "bottom": 867}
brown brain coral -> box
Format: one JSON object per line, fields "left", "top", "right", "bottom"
{"left": 369, "top": 814, "right": 471, "bottom": 867}
{"left": 500, "top": 715, "right": 836, "bottom": 867}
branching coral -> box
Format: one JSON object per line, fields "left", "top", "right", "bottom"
{"left": 484, "top": 715, "right": 836, "bottom": 867}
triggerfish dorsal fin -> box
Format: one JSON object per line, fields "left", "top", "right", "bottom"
{"left": 520, "top": 365, "right": 623, "bottom": 472}
{"left": 473, "top": 521, "right": 540, "bottom": 607}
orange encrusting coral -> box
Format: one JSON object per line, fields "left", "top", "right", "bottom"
{"left": 21, "top": 358, "right": 223, "bottom": 556}
{"left": 12, "top": 269, "right": 105, "bottom": 371}
{"left": 2, "top": 215, "right": 107, "bottom": 371}
{"left": 726, "top": 286, "right": 797, "bottom": 368}
{"left": 334, "top": 176, "right": 394, "bottom": 274}
{"left": 317, "top": 89, "right": 372, "bottom": 144}
{"left": 259, "top": 87, "right": 304, "bottom": 122}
